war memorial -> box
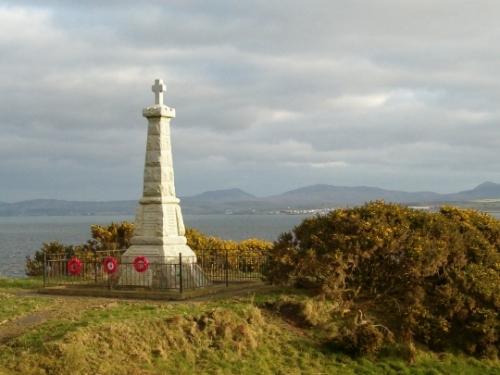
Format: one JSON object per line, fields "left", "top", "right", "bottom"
{"left": 118, "top": 79, "right": 206, "bottom": 288}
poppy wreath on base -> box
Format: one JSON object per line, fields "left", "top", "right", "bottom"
{"left": 133, "top": 256, "right": 149, "bottom": 273}
{"left": 103, "top": 256, "right": 118, "bottom": 274}
{"left": 67, "top": 257, "right": 82, "bottom": 276}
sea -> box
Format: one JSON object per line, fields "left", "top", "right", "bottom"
{"left": 2, "top": 211, "right": 500, "bottom": 278}
{"left": 0, "top": 214, "right": 311, "bottom": 277}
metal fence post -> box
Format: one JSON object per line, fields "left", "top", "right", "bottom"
{"left": 94, "top": 251, "right": 98, "bottom": 285}
{"left": 179, "top": 253, "right": 183, "bottom": 294}
{"left": 43, "top": 251, "right": 47, "bottom": 287}
{"left": 201, "top": 248, "right": 204, "bottom": 271}
{"left": 225, "top": 250, "right": 229, "bottom": 287}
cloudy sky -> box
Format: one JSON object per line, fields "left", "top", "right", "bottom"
{"left": 1, "top": 0, "right": 500, "bottom": 201}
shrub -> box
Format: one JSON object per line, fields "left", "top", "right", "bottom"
{"left": 25, "top": 241, "right": 76, "bottom": 276}
{"left": 90, "top": 222, "right": 135, "bottom": 250}
{"left": 185, "top": 228, "right": 272, "bottom": 255}
{"left": 26, "top": 223, "right": 271, "bottom": 276}
{"left": 25, "top": 222, "right": 135, "bottom": 276}
{"left": 266, "top": 202, "right": 500, "bottom": 358}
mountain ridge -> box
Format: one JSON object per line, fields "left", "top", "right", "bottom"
{"left": 185, "top": 188, "right": 256, "bottom": 203}
{"left": 1, "top": 182, "right": 500, "bottom": 216}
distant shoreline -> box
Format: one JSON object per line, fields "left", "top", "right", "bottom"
{"left": 0, "top": 205, "right": 500, "bottom": 218}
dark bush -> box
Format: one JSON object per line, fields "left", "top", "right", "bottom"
{"left": 25, "top": 241, "right": 76, "bottom": 276}
{"left": 266, "top": 202, "right": 500, "bottom": 358}
{"left": 25, "top": 222, "right": 135, "bottom": 276}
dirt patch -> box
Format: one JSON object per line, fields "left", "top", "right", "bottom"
{"left": 0, "top": 297, "right": 117, "bottom": 344}
{"left": 0, "top": 310, "right": 54, "bottom": 343}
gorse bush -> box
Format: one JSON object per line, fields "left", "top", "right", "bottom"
{"left": 186, "top": 228, "right": 272, "bottom": 255}
{"left": 89, "top": 222, "right": 135, "bottom": 251}
{"left": 266, "top": 202, "right": 500, "bottom": 358}
{"left": 26, "top": 223, "right": 271, "bottom": 276}
{"left": 25, "top": 222, "right": 134, "bottom": 276}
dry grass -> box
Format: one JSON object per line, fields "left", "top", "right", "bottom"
{"left": 0, "top": 284, "right": 498, "bottom": 375}
{"left": 0, "top": 301, "right": 269, "bottom": 375}
{"left": 0, "top": 291, "right": 51, "bottom": 323}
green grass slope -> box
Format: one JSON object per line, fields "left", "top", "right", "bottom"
{"left": 0, "top": 279, "right": 498, "bottom": 375}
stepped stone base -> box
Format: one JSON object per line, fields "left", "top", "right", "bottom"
{"left": 119, "top": 265, "right": 153, "bottom": 287}
{"left": 118, "top": 243, "right": 209, "bottom": 288}
{"left": 118, "top": 263, "right": 209, "bottom": 289}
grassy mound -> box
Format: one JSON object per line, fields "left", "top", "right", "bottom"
{"left": 2, "top": 306, "right": 265, "bottom": 374}
{"left": 0, "top": 282, "right": 498, "bottom": 374}
{"left": 267, "top": 202, "right": 500, "bottom": 358}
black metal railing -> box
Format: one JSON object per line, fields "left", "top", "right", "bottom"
{"left": 42, "top": 250, "right": 268, "bottom": 293}
{"left": 198, "top": 251, "right": 267, "bottom": 286}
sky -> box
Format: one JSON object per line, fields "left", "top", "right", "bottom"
{"left": 1, "top": 0, "right": 500, "bottom": 202}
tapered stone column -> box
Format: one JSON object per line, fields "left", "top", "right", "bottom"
{"left": 120, "top": 79, "right": 204, "bottom": 287}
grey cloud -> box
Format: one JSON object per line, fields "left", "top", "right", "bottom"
{"left": 0, "top": 1, "right": 499, "bottom": 200}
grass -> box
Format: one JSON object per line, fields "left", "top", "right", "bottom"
{"left": 0, "top": 277, "right": 43, "bottom": 289}
{"left": 0, "top": 292, "right": 50, "bottom": 323}
{"left": 0, "top": 278, "right": 498, "bottom": 375}
{"left": 0, "top": 277, "right": 50, "bottom": 322}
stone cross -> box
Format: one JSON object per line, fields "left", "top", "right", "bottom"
{"left": 151, "top": 78, "right": 166, "bottom": 105}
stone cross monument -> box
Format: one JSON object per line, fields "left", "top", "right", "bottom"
{"left": 120, "top": 79, "right": 203, "bottom": 287}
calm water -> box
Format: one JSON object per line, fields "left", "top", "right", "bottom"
{"left": 2, "top": 212, "right": 499, "bottom": 278}
{"left": 0, "top": 214, "right": 310, "bottom": 277}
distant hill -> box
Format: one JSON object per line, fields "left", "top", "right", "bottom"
{"left": 185, "top": 188, "right": 256, "bottom": 203}
{"left": 448, "top": 181, "right": 500, "bottom": 201}
{"left": 181, "top": 189, "right": 259, "bottom": 214}
{"left": 263, "top": 184, "right": 445, "bottom": 208}
{"left": 1, "top": 182, "right": 500, "bottom": 216}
